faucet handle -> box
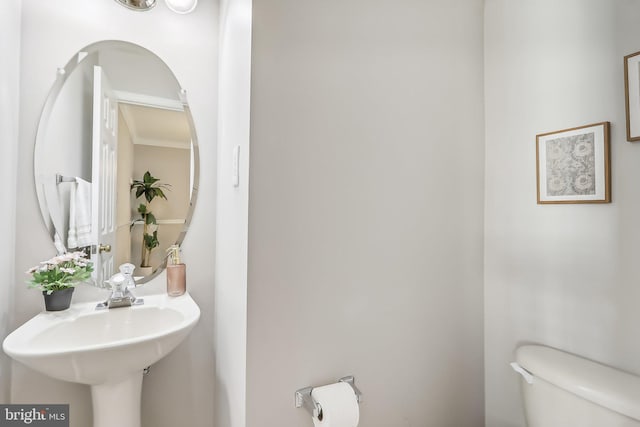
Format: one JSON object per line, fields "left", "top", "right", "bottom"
{"left": 119, "top": 263, "right": 137, "bottom": 289}
{"left": 119, "top": 263, "right": 136, "bottom": 276}
{"left": 105, "top": 273, "right": 126, "bottom": 298}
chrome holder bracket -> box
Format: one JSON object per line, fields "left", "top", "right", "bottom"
{"left": 338, "top": 376, "right": 362, "bottom": 403}
{"left": 295, "top": 386, "right": 321, "bottom": 419}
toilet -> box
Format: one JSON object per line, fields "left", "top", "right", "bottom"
{"left": 512, "top": 345, "right": 640, "bottom": 426}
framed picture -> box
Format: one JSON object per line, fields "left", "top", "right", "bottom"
{"left": 624, "top": 51, "right": 640, "bottom": 141}
{"left": 536, "top": 122, "right": 610, "bottom": 204}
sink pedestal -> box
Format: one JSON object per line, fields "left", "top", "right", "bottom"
{"left": 91, "top": 373, "right": 143, "bottom": 427}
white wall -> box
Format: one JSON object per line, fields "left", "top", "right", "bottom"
{"left": 246, "top": 1, "right": 485, "bottom": 426}
{"left": 215, "top": 0, "right": 252, "bottom": 426}
{"left": 43, "top": 58, "right": 94, "bottom": 183}
{"left": 38, "top": 59, "right": 94, "bottom": 246}
{"left": 0, "top": 0, "right": 21, "bottom": 405}
{"left": 484, "top": 1, "right": 640, "bottom": 426}
{"left": 12, "top": 2, "right": 218, "bottom": 426}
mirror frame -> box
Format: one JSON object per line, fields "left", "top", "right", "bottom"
{"left": 34, "top": 40, "right": 200, "bottom": 285}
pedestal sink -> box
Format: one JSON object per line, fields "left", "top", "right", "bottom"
{"left": 2, "top": 292, "right": 200, "bottom": 427}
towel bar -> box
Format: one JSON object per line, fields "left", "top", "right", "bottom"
{"left": 56, "top": 174, "right": 76, "bottom": 184}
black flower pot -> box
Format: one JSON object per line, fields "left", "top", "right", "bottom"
{"left": 42, "top": 287, "right": 75, "bottom": 311}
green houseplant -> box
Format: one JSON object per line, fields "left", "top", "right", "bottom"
{"left": 131, "top": 171, "right": 170, "bottom": 273}
{"left": 26, "top": 251, "right": 94, "bottom": 311}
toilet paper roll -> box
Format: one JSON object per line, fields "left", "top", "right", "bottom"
{"left": 311, "top": 382, "right": 360, "bottom": 427}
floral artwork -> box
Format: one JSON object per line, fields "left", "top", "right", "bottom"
{"left": 536, "top": 122, "right": 610, "bottom": 204}
{"left": 545, "top": 132, "right": 595, "bottom": 196}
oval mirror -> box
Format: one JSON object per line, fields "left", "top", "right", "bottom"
{"left": 34, "top": 40, "right": 199, "bottom": 287}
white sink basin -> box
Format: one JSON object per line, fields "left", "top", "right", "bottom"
{"left": 3, "top": 292, "right": 200, "bottom": 427}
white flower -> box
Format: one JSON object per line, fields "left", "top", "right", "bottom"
{"left": 574, "top": 174, "right": 593, "bottom": 191}
{"left": 548, "top": 175, "right": 567, "bottom": 192}
{"left": 547, "top": 144, "right": 566, "bottom": 160}
{"left": 573, "top": 141, "right": 593, "bottom": 157}
{"left": 60, "top": 267, "right": 76, "bottom": 274}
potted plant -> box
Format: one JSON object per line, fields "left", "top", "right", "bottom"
{"left": 131, "top": 171, "right": 170, "bottom": 275}
{"left": 26, "top": 251, "right": 94, "bottom": 311}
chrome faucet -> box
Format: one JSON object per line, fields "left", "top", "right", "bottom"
{"left": 96, "top": 263, "right": 144, "bottom": 310}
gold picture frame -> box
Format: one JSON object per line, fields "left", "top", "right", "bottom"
{"left": 536, "top": 122, "right": 610, "bottom": 204}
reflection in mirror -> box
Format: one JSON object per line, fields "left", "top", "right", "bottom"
{"left": 34, "top": 41, "right": 199, "bottom": 287}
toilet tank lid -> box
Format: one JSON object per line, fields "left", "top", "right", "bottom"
{"left": 516, "top": 345, "right": 640, "bottom": 421}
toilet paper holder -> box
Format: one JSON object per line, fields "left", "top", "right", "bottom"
{"left": 295, "top": 375, "right": 362, "bottom": 420}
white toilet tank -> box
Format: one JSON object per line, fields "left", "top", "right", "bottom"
{"left": 514, "top": 345, "right": 640, "bottom": 427}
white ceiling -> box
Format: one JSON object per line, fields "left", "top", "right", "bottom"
{"left": 119, "top": 103, "right": 191, "bottom": 149}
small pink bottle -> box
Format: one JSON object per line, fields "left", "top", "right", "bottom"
{"left": 166, "top": 245, "right": 186, "bottom": 296}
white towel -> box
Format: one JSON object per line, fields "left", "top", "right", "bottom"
{"left": 53, "top": 232, "right": 66, "bottom": 254}
{"left": 67, "top": 178, "right": 92, "bottom": 249}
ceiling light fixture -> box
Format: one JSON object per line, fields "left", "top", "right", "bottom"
{"left": 164, "top": 0, "right": 197, "bottom": 14}
{"left": 113, "top": 0, "right": 157, "bottom": 11}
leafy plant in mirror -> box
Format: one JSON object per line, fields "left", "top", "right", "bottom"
{"left": 26, "top": 251, "right": 94, "bottom": 294}
{"left": 131, "top": 171, "right": 170, "bottom": 270}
